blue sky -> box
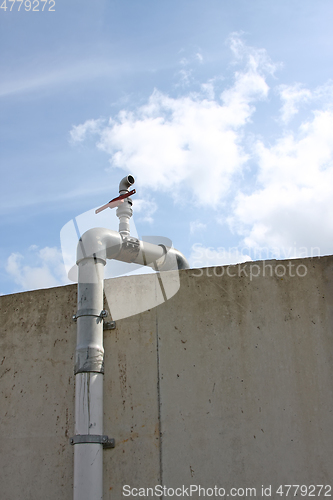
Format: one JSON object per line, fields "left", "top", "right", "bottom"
{"left": 1, "top": 0, "right": 333, "bottom": 294}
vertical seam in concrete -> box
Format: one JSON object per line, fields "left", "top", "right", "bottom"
{"left": 155, "top": 310, "right": 164, "bottom": 499}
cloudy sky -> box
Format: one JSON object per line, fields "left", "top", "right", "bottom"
{"left": 1, "top": 0, "right": 333, "bottom": 295}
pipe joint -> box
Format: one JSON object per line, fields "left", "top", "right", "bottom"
{"left": 119, "top": 235, "right": 141, "bottom": 263}
{"left": 76, "top": 228, "right": 123, "bottom": 265}
{"left": 75, "top": 347, "right": 104, "bottom": 374}
{"left": 119, "top": 174, "right": 135, "bottom": 193}
{"left": 158, "top": 245, "right": 190, "bottom": 271}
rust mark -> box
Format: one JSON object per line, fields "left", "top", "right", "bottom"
{"left": 65, "top": 408, "right": 69, "bottom": 437}
{"left": 118, "top": 352, "right": 127, "bottom": 398}
{"left": 53, "top": 338, "right": 68, "bottom": 347}
{"left": 181, "top": 339, "right": 187, "bottom": 344}
{"left": 0, "top": 368, "right": 11, "bottom": 379}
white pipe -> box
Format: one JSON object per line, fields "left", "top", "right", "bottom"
{"left": 73, "top": 230, "right": 122, "bottom": 500}
{"left": 72, "top": 198, "right": 189, "bottom": 500}
{"left": 74, "top": 373, "right": 103, "bottom": 500}
{"left": 116, "top": 175, "right": 135, "bottom": 236}
{"left": 118, "top": 174, "right": 135, "bottom": 193}
{"left": 73, "top": 258, "right": 105, "bottom": 500}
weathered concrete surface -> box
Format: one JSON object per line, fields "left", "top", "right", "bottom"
{"left": 103, "top": 276, "right": 161, "bottom": 498}
{"left": 0, "top": 279, "right": 162, "bottom": 500}
{"left": 156, "top": 258, "right": 333, "bottom": 497}
{"left": 0, "top": 285, "right": 77, "bottom": 500}
{"left": 1, "top": 255, "right": 333, "bottom": 499}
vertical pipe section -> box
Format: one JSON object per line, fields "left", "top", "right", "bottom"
{"left": 73, "top": 258, "right": 105, "bottom": 500}
{"left": 116, "top": 175, "right": 135, "bottom": 236}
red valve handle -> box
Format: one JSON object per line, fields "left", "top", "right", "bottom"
{"left": 95, "top": 189, "right": 136, "bottom": 214}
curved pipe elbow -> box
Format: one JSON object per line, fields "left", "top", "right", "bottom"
{"left": 172, "top": 248, "right": 190, "bottom": 270}
{"left": 132, "top": 241, "right": 189, "bottom": 272}
{"left": 158, "top": 246, "right": 190, "bottom": 271}
{"left": 76, "top": 228, "right": 122, "bottom": 264}
{"left": 119, "top": 174, "right": 135, "bottom": 193}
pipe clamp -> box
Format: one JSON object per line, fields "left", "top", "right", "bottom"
{"left": 120, "top": 236, "right": 141, "bottom": 262}
{"left": 70, "top": 434, "right": 115, "bottom": 449}
{"left": 72, "top": 309, "right": 108, "bottom": 322}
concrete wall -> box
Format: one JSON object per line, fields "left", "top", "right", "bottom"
{"left": 1, "top": 256, "right": 332, "bottom": 499}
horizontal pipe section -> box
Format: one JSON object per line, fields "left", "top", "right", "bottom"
{"left": 77, "top": 229, "right": 189, "bottom": 274}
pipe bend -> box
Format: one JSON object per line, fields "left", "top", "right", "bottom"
{"left": 119, "top": 174, "right": 135, "bottom": 193}
{"left": 158, "top": 246, "right": 190, "bottom": 271}
{"left": 76, "top": 227, "right": 122, "bottom": 264}
{"left": 172, "top": 247, "right": 190, "bottom": 270}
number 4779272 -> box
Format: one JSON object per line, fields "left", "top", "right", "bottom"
{"left": 0, "top": 0, "right": 55, "bottom": 11}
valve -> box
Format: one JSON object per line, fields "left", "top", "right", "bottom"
{"left": 95, "top": 189, "right": 136, "bottom": 214}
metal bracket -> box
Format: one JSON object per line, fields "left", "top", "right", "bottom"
{"left": 103, "top": 321, "right": 116, "bottom": 330}
{"left": 73, "top": 309, "right": 108, "bottom": 322}
{"left": 70, "top": 434, "right": 115, "bottom": 449}
{"left": 120, "top": 236, "right": 141, "bottom": 262}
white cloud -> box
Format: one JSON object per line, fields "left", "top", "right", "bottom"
{"left": 278, "top": 81, "right": 333, "bottom": 125}
{"left": 179, "top": 57, "right": 189, "bottom": 66}
{"left": 228, "top": 32, "right": 279, "bottom": 77}
{"left": 190, "top": 220, "right": 207, "bottom": 234}
{"left": 132, "top": 198, "right": 157, "bottom": 223}
{"left": 200, "top": 81, "right": 215, "bottom": 100}
{"left": 78, "top": 36, "right": 273, "bottom": 207}
{"left": 5, "top": 246, "right": 69, "bottom": 292}
{"left": 278, "top": 83, "right": 312, "bottom": 124}
{"left": 69, "top": 35, "right": 333, "bottom": 261}
{"left": 96, "top": 89, "right": 248, "bottom": 205}
{"left": 230, "top": 107, "right": 333, "bottom": 257}
{"left": 177, "top": 68, "right": 193, "bottom": 87}
{"left": 189, "top": 243, "right": 251, "bottom": 268}
{"left": 70, "top": 118, "right": 104, "bottom": 143}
